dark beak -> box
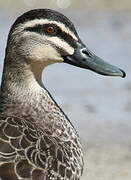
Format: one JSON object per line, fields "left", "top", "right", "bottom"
{"left": 63, "top": 42, "right": 126, "bottom": 78}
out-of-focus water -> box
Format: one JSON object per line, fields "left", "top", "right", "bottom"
{"left": 0, "top": 11, "right": 131, "bottom": 180}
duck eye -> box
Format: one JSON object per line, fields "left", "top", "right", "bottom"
{"left": 46, "top": 26, "right": 56, "bottom": 34}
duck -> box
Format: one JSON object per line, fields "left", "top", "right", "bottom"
{"left": 0, "top": 9, "right": 126, "bottom": 180}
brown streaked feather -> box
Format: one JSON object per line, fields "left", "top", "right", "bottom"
{"left": 0, "top": 163, "right": 18, "bottom": 180}
{"left": 0, "top": 115, "right": 82, "bottom": 180}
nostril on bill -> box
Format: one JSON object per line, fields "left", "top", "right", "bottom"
{"left": 82, "top": 49, "right": 92, "bottom": 58}
{"left": 82, "top": 58, "right": 86, "bottom": 62}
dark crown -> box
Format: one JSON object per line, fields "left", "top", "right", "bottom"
{"left": 10, "top": 9, "right": 77, "bottom": 35}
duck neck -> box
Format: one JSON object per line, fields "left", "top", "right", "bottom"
{"left": 0, "top": 55, "right": 48, "bottom": 110}
{"left": 0, "top": 55, "right": 81, "bottom": 147}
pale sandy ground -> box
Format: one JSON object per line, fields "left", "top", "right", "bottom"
{"left": 82, "top": 145, "right": 131, "bottom": 180}
{"left": 0, "top": 11, "right": 131, "bottom": 180}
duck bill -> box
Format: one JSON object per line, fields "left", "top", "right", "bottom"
{"left": 63, "top": 42, "right": 126, "bottom": 78}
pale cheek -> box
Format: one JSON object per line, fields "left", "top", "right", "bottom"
{"left": 16, "top": 33, "right": 63, "bottom": 63}
{"left": 29, "top": 44, "right": 63, "bottom": 63}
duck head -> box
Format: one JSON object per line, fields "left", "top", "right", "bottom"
{"left": 6, "top": 9, "right": 126, "bottom": 79}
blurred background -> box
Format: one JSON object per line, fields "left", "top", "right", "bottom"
{"left": 0, "top": 0, "right": 131, "bottom": 179}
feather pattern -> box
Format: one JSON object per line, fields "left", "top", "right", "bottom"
{"left": 0, "top": 114, "right": 83, "bottom": 180}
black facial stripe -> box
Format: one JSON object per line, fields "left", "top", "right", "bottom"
{"left": 59, "top": 31, "right": 77, "bottom": 48}
{"left": 25, "top": 24, "right": 43, "bottom": 34}
{"left": 25, "top": 23, "right": 77, "bottom": 48}
{"left": 46, "top": 40, "right": 69, "bottom": 56}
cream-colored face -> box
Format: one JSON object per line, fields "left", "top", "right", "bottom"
{"left": 12, "top": 19, "right": 78, "bottom": 67}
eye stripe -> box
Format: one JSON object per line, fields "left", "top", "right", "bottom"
{"left": 46, "top": 37, "right": 74, "bottom": 55}
{"left": 25, "top": 24, "right": 61, "bottom": 35}
{"left": 25, "top": 24, "right": 42, "bottom": 34}
{"left": 22, "top": 19, "right": 78, "bottom": 41}
{"left": 25, "top": 23, "right": 77, "bottom": 48}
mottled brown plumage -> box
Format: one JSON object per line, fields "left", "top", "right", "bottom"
{"left": 0, "top": 115, "right": 83, "bottom": 180}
